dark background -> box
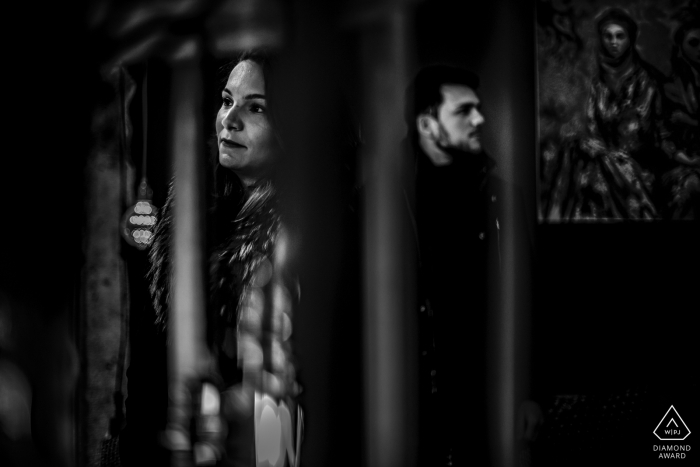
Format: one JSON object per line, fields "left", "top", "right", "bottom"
{"left": 2, "top": 1, "right": 89, "bottom": 466}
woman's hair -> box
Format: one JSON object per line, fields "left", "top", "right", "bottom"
{"left": 596, "top": 7, "right": 638, "bottom": 46}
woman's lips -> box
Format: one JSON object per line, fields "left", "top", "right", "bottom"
{"left": 221, "top": 138, "right": 246, "bottom": 148}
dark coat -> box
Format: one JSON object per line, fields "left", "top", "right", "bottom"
{"left": 404, "top": 140, "right": 503, "bottom": 466}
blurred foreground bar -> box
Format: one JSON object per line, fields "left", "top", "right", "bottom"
{"left": 482, "top": 1, "right": 536, "bottom": 466}
{"left": 168, "top": 40, "right": 208, "bottom": 467}
{"left": 355, "top": 2, "right": 417, "bottom": 466}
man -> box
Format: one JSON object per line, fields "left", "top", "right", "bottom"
{"left": 403, "top": 65, "right": 512, "bottom": 466}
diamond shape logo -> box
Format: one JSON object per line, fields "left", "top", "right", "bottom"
{"left": 654, "top": 405, "right": 691, "bottom": 441}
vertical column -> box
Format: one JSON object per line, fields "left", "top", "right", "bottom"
{"left": 168, "top": 40, "right": 209, "bottom": 467}
{"left": 482, "top": 0, "right": 536, "bottom": 466}
{"left": 358, "top": 3, "right": 416, "bottom": 466}
{"left": 83, "top": 66, "right": 135, "bottom": 467}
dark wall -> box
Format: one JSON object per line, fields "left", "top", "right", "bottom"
{"left": 534, "top": 222, "right": 699, "bottom": 391}
{"left": 2, "top": 1, "right": 90, "bottom": 466}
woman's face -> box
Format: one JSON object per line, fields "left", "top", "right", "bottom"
{"left": 681, "top": 29, "right": 700, "bottom": 66}
{"left": 216, "top": 60, "right": 278, "bottom": 183}
{"left": 601, "top": 23, "right": 630, "bottom": 58}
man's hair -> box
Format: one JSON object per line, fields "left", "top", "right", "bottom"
{"left": 404, "top": 64, "right": 480, "bottom": 133}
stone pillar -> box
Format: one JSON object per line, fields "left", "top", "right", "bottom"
{"left": 83, "top": 66, "right": 135, "bottom": 467}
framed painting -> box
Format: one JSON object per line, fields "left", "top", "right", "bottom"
{"left": 537, "top": 0, "right": 699, "bottom": 221}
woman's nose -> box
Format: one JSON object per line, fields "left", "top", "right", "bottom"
{"left": 221, "top": 106, "right": 243, "bottom": 130}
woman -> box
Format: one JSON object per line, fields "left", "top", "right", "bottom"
{"left": 661, "top": 18, "right": 700, "bottom": 219}
{"left": 123, "top": 50, "right": 300, "bottom": 467}
{"left": 567, "top": 8, "right": 665, "bottom": 220}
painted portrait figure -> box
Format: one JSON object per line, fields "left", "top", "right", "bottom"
{"left": 538, "top": 0, "right": 700, "bottom": 221}
{"left": 660, "top": 16, "right": 700, "bottom": 219}
{"left": 574, "top": 7, "right": 665, "bottom": 219}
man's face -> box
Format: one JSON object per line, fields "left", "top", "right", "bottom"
{"left": 434, "top": 84, "right": 485, "bottom": 154}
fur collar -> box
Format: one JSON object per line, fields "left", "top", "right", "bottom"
{"left": 148, "top": 180, "right": 280, "bottom": 338}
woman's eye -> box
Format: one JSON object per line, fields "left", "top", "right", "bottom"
{"left": 250, "top": 104, "right": 266, "bottom": 114}
{"left": 222, "top": 96, "right": 233, "bottom": 107}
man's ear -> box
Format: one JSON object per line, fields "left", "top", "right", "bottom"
{"left": 416, "top": 114, "right": 437, "bottom": 140}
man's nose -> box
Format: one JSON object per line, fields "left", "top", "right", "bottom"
{"left": 471, "top": 109, "right": 485, "bottom": 127}
{"left": 221, "top": 106, "right": 243, "bottom": 130}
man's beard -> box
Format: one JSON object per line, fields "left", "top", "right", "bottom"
{"left": 436, "top": 122, "right": 481, "bottom": 156}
